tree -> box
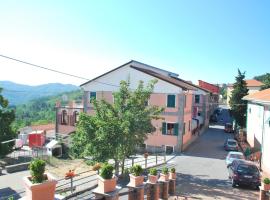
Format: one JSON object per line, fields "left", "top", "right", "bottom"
{"left": 0, "top": 87, "right": 16, "bottom": 157}
{"left": 254, "top": 73, "right": 270, "bottom": 90}
{"left": 229, "top": 69, "right": 249, "bottom": 128}
{"left": 71, "top": 80, "right": 163, "bottom": 175}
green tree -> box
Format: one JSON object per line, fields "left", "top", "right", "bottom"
{"left": 229, "top": 69, "right": 249, "bottom": 128}
{"left": 71, "top": 80, "right": 163, "bottom": 175}
{"left": 0, "top": 87, "right": 16, "bottom": 157}
{"left": 255, "top": 73, "right": 270, "bottom": 90}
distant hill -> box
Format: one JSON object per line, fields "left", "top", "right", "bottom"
{"left": 0, "top": 81, "right": 79, "bottom": 105}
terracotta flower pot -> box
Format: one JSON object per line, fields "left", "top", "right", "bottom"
{"left": 159, "top": 173, "right": 169, "bottom": 182}
{"left": 148, "top": 175, "right": 158, "bottom": 184}
{"left": 97, "top": 175, "right": 117, "bottom": 193}
{"left": 262, "top": 183, "right": 270, "bottom": 191}
{"left": 169, "top": 172, "right": 176, "bottom": 180}
{"left": 129, "top": 174, "right": 144, "bottom": 187}
{"left": 23, "top": 173, "right": 57, "bottom": 200}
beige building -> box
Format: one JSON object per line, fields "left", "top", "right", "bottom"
{"left": 227, "top": 79, "right": 264, "bottom": 106}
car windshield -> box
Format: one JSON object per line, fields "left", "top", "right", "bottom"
{"left": 228, "top": 141, "right": 237, "bottom": 146}
{"left": 237, "top": 164, "right": 259, "bottom": 175}
{"left": 230, "top": 154, "right": 244, "bottom": 159}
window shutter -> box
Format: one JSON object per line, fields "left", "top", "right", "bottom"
{"left": 167, "top": 95, "right": 175, "bottom": 107}
{"left": 183, "top": 123, "right": 186, "bottom": 135}
{"left": 174, "top": 123, "right": 179, "bottom": 136}
{"left": 162, "top": 122, "right": 166, "bottom": 135}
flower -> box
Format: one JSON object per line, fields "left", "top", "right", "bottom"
{"left": 65, "top": 170, "right": 75, "bottom": 179}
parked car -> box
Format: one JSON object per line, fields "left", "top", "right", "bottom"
{"left": 224, "top": 123, "right": 234, "bottom": 133}
{"left": 224, "top": 139, "right": 238, "bottom": 151}
{"left": 228, "top": 159, "right": 261, "bottom": 188}
{"left": 210, "top": 114, "right": 218, "bottom": 123}
{"left": 225, "top": 151, "right": 245, "bottom": 166}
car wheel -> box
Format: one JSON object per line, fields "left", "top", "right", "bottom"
{"left": 232, "top": 179, "right": 236, "bottom": 187}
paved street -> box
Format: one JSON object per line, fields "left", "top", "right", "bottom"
{"left": 170, "top": 116, "right": 259, "bottom": 199}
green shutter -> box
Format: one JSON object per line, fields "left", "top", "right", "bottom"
{"left": 174, "top": 123, "right": 179, "bottom": 136}
{"left": 167, "top": 95, "right": 175, "bottom": 107}
{"left": 162, "top": 122, "right": 166, "bottom": 135}
{"left": 183, "top": 123, "right": 186, "bottom": 135}
{"left": 90, "top": 92, "right": 96, "bottom": 103}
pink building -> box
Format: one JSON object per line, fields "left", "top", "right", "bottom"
{"left": 56, "top": 61, "right": 211, "bottom": 153}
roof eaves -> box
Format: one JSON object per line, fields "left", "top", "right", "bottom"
{"left": 80, "top": 60, "right": 134, "bottom": 87}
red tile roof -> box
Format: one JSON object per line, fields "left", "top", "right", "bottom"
{"left": 243, "top": 88, "right": 270, "bottom": 103}
{"left": 245, "top": 79, "right": 264, "bottom": 87}
{"left": 31, "top": 123, "right": 55, "bottom": 131}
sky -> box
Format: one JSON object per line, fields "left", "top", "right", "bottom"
{"left": 0, "top": 0, "right": 269, "bottom": 86}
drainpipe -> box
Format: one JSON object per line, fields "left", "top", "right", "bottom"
{"left": 260, "top": 106, "right": 265, "bottom": 171}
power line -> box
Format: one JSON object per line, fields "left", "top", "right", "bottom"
{"left": 0, "top": 54, "right": 121, "bottom": 88}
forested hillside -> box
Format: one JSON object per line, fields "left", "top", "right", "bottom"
{"left": 0, "top": 81, "right": 79, "bottom": 105}
{"left": 254, "top": 73, "right": 270, "bottom": 90}
{"left": 12, "top": 90, "right": 83, "bottom": 130}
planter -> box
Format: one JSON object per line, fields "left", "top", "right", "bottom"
{"left": 23, "top": 173, "right": 57, "bottom": 200}
{"left": 169, "top": 172, "right": 176, "bottom": 180}
{"left": 159, "top": 173, "right": 169, "bottom": 182}
{"left": 97, "top": 175, "right": 117, "bottom": 193}
{"left": 262, "top": 183, "right": 270, "bottom": 191}
{"left": 129, "top": 174, "right": 144, "bottom": 187}
{"left": 148, "top": 175, "right": 158, "bottom": 184}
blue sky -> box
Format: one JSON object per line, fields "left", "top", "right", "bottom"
{"left": 0, "top": 0, "right": 269, "bottom": 86}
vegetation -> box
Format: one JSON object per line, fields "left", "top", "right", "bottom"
{"left": 263, "top": 178, "right": 270, "bottom": 184}
{"left": 12, "top": 90, "right": 82, "bottom": 131}
{"left": 130, "top": 164, "right": 143, "bottom": 176}
{"left": 254, "top": 73, "right": 270, "bottom": 90}
{"left": 219, "top": 84, "right": 227, "bottom": 100}
{"left": 100, "top": 163, "right": 114, "bottom": 179}
{"left": 71, "top": 80, "right": 163, "bottom": 175}
{"left": 0, "top": 87, "right": 16, "bottom": 157}
{"left": 29, "top": 159, "right": 46, "bottom": 183}
{"left": 162, "top": 167, "right": 169, "bottom": 175}
{"left": 149, "top": 168, "right": 157, "bottom": 176}
{"left": 170, "top": 167, "right": 176, "bottom": 173}
{"left": 229, "top": 70, "right": 249, "bottom": 128}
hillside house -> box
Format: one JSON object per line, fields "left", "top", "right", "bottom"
{"left": 227, "top": 79, "right": 264, "bottom": 106}
{"left": 56, "top": 61, "right": 211, "bottom": 153}
{"left": 243, "top": 88, "right": 270, "bottom": 176}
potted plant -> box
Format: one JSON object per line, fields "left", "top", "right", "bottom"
{"left": 148, "top": 168, "right": 158, "bottom": 184}
{"left": 262, "top": 178, "right": 270, "bottom": 191}
{"left": 159, "top": 167, "right": 169, "bottom": 182}
{"left": 97, "top": 163, "right": 117, "bottom": 193}
{"left": 23, "top": 159, "right": 57, "bottom": 200}
{"left": 169, "top": 167, "right": 176, "bottom": 179}
{"left": 129, "top": 164, "right": 144, "bottom": 187}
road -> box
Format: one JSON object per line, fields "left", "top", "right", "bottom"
{"left": 170, "top": 108, "right": 258, "bottom": 200}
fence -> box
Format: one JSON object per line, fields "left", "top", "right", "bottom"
{"left": 0, "top": 154, "right": 167, "bottom": 200}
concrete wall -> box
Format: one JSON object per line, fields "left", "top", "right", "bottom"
{"left": 262, "top": 107, "right": 270, "bottom": 175}
{"left": 246, "top": 103, "right": 264, "bottom": 148}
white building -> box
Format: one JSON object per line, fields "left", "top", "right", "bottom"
{"left": 243, "top": 88, "right": 270, "bottom": 176}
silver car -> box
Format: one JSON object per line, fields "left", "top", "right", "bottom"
{"left": 225, "top": 151, "right": 245, "bottom": 166}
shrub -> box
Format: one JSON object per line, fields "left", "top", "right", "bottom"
{"left": 149, "top": 168, "right": 157, "bottom": 176}
{"left": 170, "top": 168, "right": 176, "bottom": 173}
{"left": 130, "top": 164, "right": 143, "bottom": 176}
{"left": 162, "top": 167, "right": 169, "bottom": 175}
{"left": 29, "top": 159, "right": 46, "bottom": 183}
{"left": 100, "top": 164, "right": 114, "bottom": 179}
{"left": 264, "top": 178, "right": 270, "bottom": 184}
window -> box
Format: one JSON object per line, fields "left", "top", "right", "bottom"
{"left": 195, "top": 95, "right": 200, "bottom": 104}
{"left": 183, "top": 123, "right": 186, "bottom": 135}
{"left": 249, "top": 108, "right": 251, "bottom": 113}
{"left": 162, "top": 122, "right": 179, "bottom": 135}
{"left": 167, "top": 95, "right": 176, "bottom": 108}
{"left": 90, "top": 92, "right": 96, "bottom": 103}
{"left": 188, "top": 120, "right": 191, "bottom": 131}
{"left": 61, "top": 110, "right": 68, "bottom": 125}
{"left": 184, "top": 95, "right": 187, "bottom": 108}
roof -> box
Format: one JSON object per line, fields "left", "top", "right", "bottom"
{"left": 172, "top": 77, "right": 211, "bottom": 93}
{"left": 46, "top": 140, "right": 59, "bottom": 148}
{"left": 80, "top": 60, "right": 179, "bottom": 87}
{"left": 243, "top": 88, "right": 270, "bottom": 104}
{"left": 198, "top": 80, "right": 219, "bottom": 94}
{"left": 228, "top": 79, "right": 264, "bottom": 88}
{"left": 130, "top": 66, "right": 197, "bottom": 91}
{"left": 245, "top": 79, "right": 264, "bottom": 87}
{"left": 31, "top": 124, "right": 55, "bottom": 131}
